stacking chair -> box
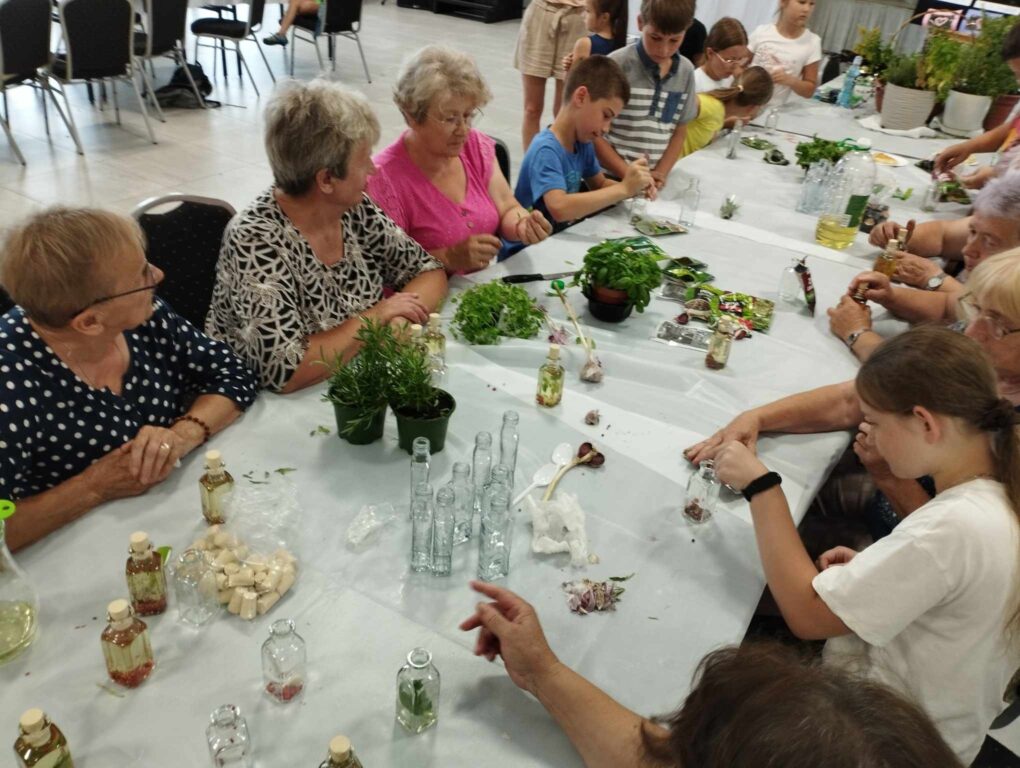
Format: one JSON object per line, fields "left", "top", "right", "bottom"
{"left": 131, "top": 194, "right": 236, "bottom": 329}
{"left": 200, "top": 4, "right": 242, "bottom": 81}
{"left": 134, "top": 0, "right": 206, "bottom": 119}
{"left": 47, "top": 0, "right": 157, "bottom": 147}
{"left": 191, "top": 0, "right": 275, "bottom": 97}
{"left": 492, "top": 136, "right": 510, "bottom": 186}
{"left": 0, "top": 0, "right": 83, "bottom": 163}
{"left": 288, "top": 0, "right": 371, "bottom": 82}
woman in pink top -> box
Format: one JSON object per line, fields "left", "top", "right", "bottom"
{"left": 368, "top": 46, "right": 551, "bottom": 273}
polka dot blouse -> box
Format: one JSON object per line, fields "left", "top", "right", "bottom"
{"left": 0, "top": 299, "right": 258, "bottom": 501}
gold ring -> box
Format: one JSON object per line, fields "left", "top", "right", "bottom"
{"left": 160, "top": 442, "right": 171, "bottom": 451}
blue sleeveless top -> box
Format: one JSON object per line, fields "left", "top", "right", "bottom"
{"left": 589, "top": 34, "right": 617, "bottom": 56}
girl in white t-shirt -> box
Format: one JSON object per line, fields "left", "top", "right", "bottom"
{"left": 749, "top": 0, "right": 822, "bottom": 106}
{"left": 713, "top": 325, "right": 1020, "bottom": 765}
{"left": 694, "top": 17, "right": 750, "bottom": 93}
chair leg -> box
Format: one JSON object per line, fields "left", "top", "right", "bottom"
{"left": 174, "top": 47, "right": 207, "bottom": 109}
{"left": 127, "top": 71, "right": 157, "bottom": 144}
{"left": 329, "top": 35, "right": 336, "bottom": 71}
{"left": 137, "top": 61, "right": 166, "bottom": 123}
{"left": 0, "top": 91, "right": 25, "bottom": 166}
{"left": 289, "top": 28, "right": 296, "bottom": 77}
{"left": 250, "top": 35, "right": 276, "bottom": 83}
{"left": 235, "top": 42, "right": 260, "bottom": 97}
{"left": 313, "top": 37, "right": 324, "bottom": 72}
{"left": 36, "top": 78, "right": 50, "bottom": 136}
{"left": 46, "top": 78, "right": 85, "bottom": 155}
{"left": 111, "top": 78, "right": 121, "bottom": 123}
{"left": 219, "top": 38, "right": 228, "bottom": 81}
{"left": 354, "top": 33, "right": 371, "bottom": 83}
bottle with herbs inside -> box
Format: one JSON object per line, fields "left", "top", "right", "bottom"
{"left": 100, "top": 598, "right": 155, "bottom": 687}
{"left": 873, "top": 238, "right": 900, "bottom": 278}
{"left": 705, "top": 317, "right": 737, "bottom": 371}
{"left": 0, "top": 500, "right": 39, "bottom": 665}
{"left": 684, "top": 460, "right": 720, "bottom": 524}
{"left": 396, "top": 647, "right": 440, "bottom": 734}
{"left": 200, "top": 449, "right": 234, "bottom": 525}
{"left": 423, "top": 312, "right": 447, "bottom": 374}
{"left": 14, "top": 708, "right": 73, "bottom": 768}
{"left": 125, "top": 531, "right": 167, "bottom": 616}
{"left": 318, "top": 735, "right": 364, "bottom": 768}
{"left": 261, "top": 618, "right": 306, "bottom": 703}
{"left": 535, "top": 343, "right": 564, "bottom": 407}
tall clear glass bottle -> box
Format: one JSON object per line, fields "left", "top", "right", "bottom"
{"left": 448, "top": 462, "right": 474, "bottom": 545}
{"left": 482, "top": 464, "right": 512, "bottom": 520}
{"left": 409, "top": 437, "right": 431, "bottom": 520}
{"left": 679, "top": 178, "right": 701, "bottom": 229}
{"left": 478, "top": 487, "right": 513, "bottom": 582}
{"left": 14, "top": 708, "right": 73, "bottom": 768}
{"left": 100, "top": 599, "right": 155, "bottom": 687}
{"left": 535, "top": 344, "right": 564, "bottom": 408}
{"left": 423, "top": 313, "right": 447, "bottom": 375}
{"left": 410, "top": 482, "right": 434, "bottom": 573}
{"left": 206, "top": 704, "right": 252, "bottom": 768}
{"left": 499, "top": 410, "right": 520, "bottom": 489}
{"left": 684, "top": 460, "right": 720, "bottom": 524}
{"left": 318, "top": 735, "right": 363, "bottom": 768}
{"left": 471, "top": 432, "right": 493, "bottom": 519}
{"left": 395, "top": 647, "right": 440, "bottom": 734}
{"left": 171, "top": 548, "right": 219, "bottom": 627}
{"left": 778, "top": 259, "right": 801, "bottom": 305}
{"left": 200, "top": 449, "right": 234, "bottom": 525}
{"left": 0, "top": 502, "right": 38, "bottom": 665}
{"left": 126, "top": 531, "right": 167, "bottom": 616}
{"left": 432, "top": 486, "right": 456, "bottom": 577}
{"left": 261, "top": 618, "right": 306, "bottom": 703}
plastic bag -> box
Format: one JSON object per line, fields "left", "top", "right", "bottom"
{"left": 346, "top": 503, "right": 398, "bottom": 550}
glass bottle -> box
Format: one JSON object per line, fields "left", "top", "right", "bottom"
{"left": 778, "top": 259, "right": 801, "bottom": 305}
{"left": 471, "top": 432, "right": 493, "bottom": 519}
{"left": 125, "top": 531, "right": 167, "bottom": 616}
{"left": 200, "top": 449, "right": 234, "bottom": 525}
{"left": 206, "top": 704, "right": 252, "bottom": 768}
{"left": 0, "top": 502, "right": 39, "bottom": 665}
{"left": 873, "top": 238, "right": 900, "bottom": 278}
{"left": 535, "top": 344, "right": 564, "bottom": 408}
{"left": 395, "top": 647, "right": 440, "bottom": 734}
{"left": 318, "top": 735, "right": 363, "bottom": 768}
{"left": 409, "top": 437, "right": 431, "bottom": 521}
{"left": 261, "top": 618, "right": 306, "bottom": 703}
{"left": 763, "top": 106, "right": 780, "bottom": 134}
{"left": 478, "top": 487, "right": 512, "bottom": 582}
{"left": 796, "top": 159, "right": 831, "bottom": 215}
{"left": 725, "top": 119, "right": 743, "bottom": 159}
{"left": 921, "top": 177, "right": 940, "bottom": 212}
{"left": 449, "top": 462, "right": 474, "bottom": 544}
{"left": 14, "top": 708, "right": 73, "bottom": 768}
{"left": 171, "top": 549, "right": 219, "bottom": 627}
{"left": 100, "top": 599, "right": 155, "bottom": 687}
{"left": 482, "top": 464, "right": 512, "bottom": 520}
{"left": 410, "top": 482, "right": 434, "bottom": 574}
{"left": 684, "top": 460, "right": 720, "bottom": 524}
{"left": 431, "top": 486, "right": 456, "bottom": 577}
{"left": 705, "top": 317, "right": 737, "bottom": 370}
{"left": 423, "top": 313, "right": 447, "bottom": 374}
{"left": 679, "top": 179, "right": 700, "bottom": 229}
{"left": 499, "top": 410, "right": 520, "bottom": 489}
{"left": 815, "top": 141, "right": 876, "bottom": 250}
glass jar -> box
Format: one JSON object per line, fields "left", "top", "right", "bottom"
{"left": 410, "top": 482, "right": 434, "bottom": 574}
{"left": 796, "top": 159, "right": 832, "bottom": 215}
{"left": 535, "top": 344, "right": 564, "bottom": 408}
{"left": 14, "top": 708, "right": 73, "bottom": 768}
{"left": 261, "top": 618, "right": 306, "bottom": 703}
{"left": 171, "top": 549, "right": 219, "bottom": 627}
{"left": 318, "top": 735, "right": 363, "bottom": 768}
{"left": 873, "top": 238, "right": 900, "bottom": 277}
{"left": 705, "top": 317, "right": 737, "bottom": 370}
{"left": 684, "top": 461, "right": 720, "bottom": 524}
{"left": 409, "top": 437, "right": 431, "bottom": 521}
{"left": 448, "top": 462, "right": 474, "bottom": 545}
{"left": 471, "top": 432, "right": 493, "bottom": 518}
{"left": 206, "top": 705, "right": 252, "bottom": 768}
{"left": 499, "top": 410, "right": 520, "bottom": 489}
{"left": 0, "top": 503, "right": 39, "bottom": 665}
{"left": 423, "top": 313, "right": 447, "bottom": 376}
{"left": 395, "top": 647, "right": 440, "bottom": 734}
{"left": 432, "top": 486, "right": 455, "bottom": 577}
{"left": 763, "top": 107, "right": 780, "bottom": 134}
{"left": 679, "top": 179, "right": 700, "bottom": 229}
{"left": 125, "top": 531, "right": 167, "bottom": 616}
{"left": 100, "top": 599, "right": 155, "bottom": 687}
{"left": 200, "top": 449, "right": 234, "bottom": 525}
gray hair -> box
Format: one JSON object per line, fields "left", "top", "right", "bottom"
{"left": 974, "top": 169, "right": 1020, "bottom": 223}
{"left": 264, "top": 78, "right": 381, "bottom": 196}
{"left": 393, "top": 45, "right": 492, "bottom": 124}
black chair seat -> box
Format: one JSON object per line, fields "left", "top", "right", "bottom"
{"left": 50, "top": 54, "right": 127, "bottom": 80}
{"left": 190, "top": 17, "right": 245, "bottom": 37}
{"left": 2, "top": 72, "right": 37, "bottom": 86}
{"left": 133, "top": 30, "right": 147, "bottom": 55}
{"left": 293, "top": 12, "right": 317, "bottom": 32}
{"left": 202, "top": 3, "right": 235, "bottom": 10}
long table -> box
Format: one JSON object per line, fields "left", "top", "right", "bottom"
{"left": 1, "top": 98, "right": 950, "bottom": 766}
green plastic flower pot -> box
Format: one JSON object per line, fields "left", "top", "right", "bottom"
{"left": 332, "top": 402, "right": 387, "bottom": 445}
{"left": 393, "top": 390, "right": 456, "bottom": 454}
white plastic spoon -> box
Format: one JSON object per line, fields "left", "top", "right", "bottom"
{"left": 551, "top": 442, "right": 573, "bottom": 466}
{"left": 512, "top": 463, "right": 560, "bottom": 506}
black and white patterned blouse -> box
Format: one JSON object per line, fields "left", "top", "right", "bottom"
{"left": 205, "top": 188, "right": 444, "bottom": 391}
{"left": 0, "top": 299, "right": 258, "bottom": 501}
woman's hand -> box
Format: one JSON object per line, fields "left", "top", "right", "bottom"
{"left": 934, "top": 142, "right": 971, "bottom": 174}
{"left": 129, "top": 425, "right": 184, "bottom": 484}
{"left": 369, "top": 291, "right": 430, "bottom": 326}
{"left": 83, "top": 444, "right": 169, "bottom": 503}
{"left": 516, "top": 210, "right": 553, "bottom": 245}
{"left": 458, "top": 580, "right": 561, "bottom": 696}
{"left": 868, "top": 220, "right": 902, "bottom": 248}
{"left": 684, "top": 411, "right": 762, "bottom": 466}
{"left": 713, "top": 441, "right": 770, "bottom": 491}
{"left": 893, "top": 253, "right": 941, "bottom": 288}
{"left": 816, "top": 546, "right": 858, "bottom": 570}
{"left": 848, "top": 271, "right": 894, "bottom": 308}
{"left": 852, "top": 421, "right": 895, "bottom": 483}
{"left": 827, "top": 295, "right": 871, "bottom": 341}
{"left": 450, "top": 235, "right": 501, "bottom": 272}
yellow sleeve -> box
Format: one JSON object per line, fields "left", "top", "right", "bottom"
{"left": 681, "top": 95, "right": 726, "bottom": 158}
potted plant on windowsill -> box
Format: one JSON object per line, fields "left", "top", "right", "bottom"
{"left": 854, "top": 26, "right": 895, "bottom": 111}
{"left": 967, "top": 15, "right": 1020, "bottom": 130}
{"left": 388, "top": 335, "right": 456, "bottom": 454}
{"left": 572, "top": 237, "right": 664, "bottom": 323}
{"left": 880, "top": 52, "right": 938, "bottom": 130}
{"left": 943, "top": 39, "right": 995, "bottom": 136}
{"left": 323, "top": 318, "right": 395, "bottom": 445}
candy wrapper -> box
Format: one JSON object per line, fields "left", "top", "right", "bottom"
{"left": 653, "top": 321, "right": 713, "bottom": 352}
{"left": 562, "top": 574, "right": 633, "bottom": 615}
{"left": 683, "top": 285, "right": 774, "bottom": 331}
{"left": 794, "top": 258, "right": 816, "bottom": 315}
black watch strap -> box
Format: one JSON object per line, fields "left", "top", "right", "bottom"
{"left": 742, "top": 471, "right": 782, "bottom": 501}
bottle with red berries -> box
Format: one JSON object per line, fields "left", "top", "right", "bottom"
{"left": 125, "top": 531, "right": 167, "bottom": 616}
{"left": 261, "top": 619, "right": 305, "bottom": 703}
{"left": 100, "top": 599, "right": 155, "bottom": 687}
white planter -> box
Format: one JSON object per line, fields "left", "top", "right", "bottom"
{"left": 880, "top": 83, "right": 937, "bottom": 131}
{"left": 941, "top": 90, "right": 993, "bottom": 137}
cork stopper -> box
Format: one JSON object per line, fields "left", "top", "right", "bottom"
{"left": 410, "top": 324, "right": 423, "bottom": 338}
{"left": 328, "top": 735, "right": 352, "bottom": 761}
{"left": 428, "top": 312, "right": 441, "bottom": 328}
{"left": 886, "top": 239, "right": 899, "bottom": 252}
{"left": 548, "top": 343, "right": 560, "bottom": 360}
{"left": 129, "top": 531, "right": 151, "bottom": 553}
{"left": 18, "top": 708, "right": 46, "bottom": 734}
{"left": 205, "top": 450, "right": 223, "bottom": 471}
{"left": 107, "top": 599, "right": 133, "bottom": 622}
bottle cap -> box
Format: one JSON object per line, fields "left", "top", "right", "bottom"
{"left": 18, "top": 708, "right": 46, "bottom": 734}
{"left": 329, "top": 735, "right": 352, "bottom": 761}
{"left": 548, "top": 343, "right": 560, "bottom": 359}
{"left": 428, "top": 312, "right": 440, "bottom": 326}
{"left": 855, "top": 137, "right": 872, "bottom": 150}
{"left": 129, "top": 531, "right": 151, "bottom": 552}
{"left": 107, "top": 599, "right": 133, "bottom": 622}
{"left": 205, "top": 449, "right": 223, "bottom": 470}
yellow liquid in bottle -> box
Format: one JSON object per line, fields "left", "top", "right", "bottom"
{"left": 200, "top": 470, "right": 234, "bottom": 525}
{"left": 815, "top": 214, "right": 857, "bottom": 250}
{"left": 0, "top": 600, "right": 36, "bottom": 663}
{"left": 873, "top": 253, "right": 898, "bottom": 277}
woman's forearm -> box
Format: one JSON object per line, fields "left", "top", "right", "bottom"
{"left": 872, "top": 476, "right": 932, "bottom": 519}
{"left": 171, "top": 395, "right": 244, "bottom": 455}
{"left": 280, "top": 315, "right": 370, "bottom": 394}
{"left": 753, "top": 381, "right": 861, "bottom": 435}
{"left": 402, "top": 268, "right": 448, "bottom": 311}
{"left": 6, "top": 472, "right": 103, "bottom": 551}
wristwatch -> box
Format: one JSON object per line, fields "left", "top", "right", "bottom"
{"left": 926, "top": 272, "right": 948, "bottom": 291}
{"left": 845, "top": 328, "right": 870, "bottom": 349}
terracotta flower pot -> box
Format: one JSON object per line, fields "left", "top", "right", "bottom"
{"left": 591, "top": 284, "right": 628, "bottom": 304}
{"left": 584, "top": 284, "right": 634, "bottom": 323}
{"left": 984, "top": 93, "right": 1020, "bottom": 131}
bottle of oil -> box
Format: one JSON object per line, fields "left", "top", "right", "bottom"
{"left": 535, "top": 344, "right": 564, "bottom": 407}
{"left": 873, "top": 238, "right": 900, "bottom": 278}
{"left": 423, "top": 313, "right": 446, "bottom": 374}
{"left": 815, "top": 140, "right": 876, "bottom": 250}
{"left": 200, "top": 450, "right": 234, "bottom": 525}
{"left": 318, "top": 735, "right": 364, "bottom": 768}
{"left": 0, "top": 501, "right": 38, "bottom": 665}
{"left": 100, "top": 599, "right": 155, "bottom": 687}
{"left": 14, "top": 708, "right": 74, "bottom": 768}
{"left": 126, "top": 532, "right": 167, "bottom": 616}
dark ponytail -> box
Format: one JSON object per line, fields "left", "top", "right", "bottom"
{"left": 594, "top": 0, "right": 629, "bottom": 51}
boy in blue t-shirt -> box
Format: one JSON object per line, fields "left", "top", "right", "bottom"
{"left": 514, "top": 55, "right": 655, "bottom": 232}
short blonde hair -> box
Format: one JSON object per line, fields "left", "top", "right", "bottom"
{"left": 964, "top": 248, "right": 1020, "bottom": 326}
{"left": 264, "top": 78, "right": 381, "bottom": 196}
{"left": 393, "top": 46, "right": 492, "bottom": 124}
{"left": 0, "top": 207, "right": 144, "bottom": 328}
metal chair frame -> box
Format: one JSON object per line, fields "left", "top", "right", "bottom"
{"left": 287, "top": 0, "right": 371, "bottom": 82}
{"left": 134, "top": 0, "right": 207, "bottom": 121}
{"left": 192, "top": 0, "right": 274, "bottom": 97}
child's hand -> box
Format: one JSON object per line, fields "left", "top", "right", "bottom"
{"left": 561, "top": 52, "right": 574, "bottom": 72}
{"left": 623, "top": 157, "right": 654, "bottom": 197}
{"left": 852, "top": 422, "right": 895, "bottom": 483}
{"left": 650, "top": 169, "right": 666, "bottom": 190}
{"left": 816, "top": 546, "right": 857, "bottom": 571}
{"left": 714, "top": 441, "right": 770, "bottom": 492}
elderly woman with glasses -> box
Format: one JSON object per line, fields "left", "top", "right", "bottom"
{"left": 206, "top": 79, "right": 448, "bottom": 394}
{"left": 0, "top": 207, "right": 258, "bottom": 551}
{"left": 367, "top": 46, "right": 552, "bottom": 274}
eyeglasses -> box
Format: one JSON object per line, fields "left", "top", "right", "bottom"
{"left": 428, "top": 108, "right": 483, "bottom": 131}
{"left": 71, "top": 261, "right": 159, "bottom": 318}
{"left": 711, "top": 50, "right": 751, "bottom": 66}
{"left": 959, "top": 295, "right": 1020, "bottom": 340}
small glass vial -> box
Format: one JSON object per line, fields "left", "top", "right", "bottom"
{"left": 705, "top": 317, "right": 737, "bottom": 371}
{"left": 423, "top": 313, "right": 447, "bottom": 373}
{"left": 778, "top": 259, "right": 801, "bottom": 305}
{"left": 478, "top": 487, "right": 512, "bottom": 582}
{"left": 206, "top": 704, "right": 252, "bottom": 768}
{"left": 873, "top": 238, "right": 900, "bottom": 278}
{"left": 499, "top": 410, "right": 520, "bottom": 489}
{"left": 679, "top": 178, "right": 700, "bottom": 229}
{"left": 125, "top": 531, "right": 167, "bottom": 616}
{"left": 684, "top": 461, "right": 720, "bottom": 524}
{"left": 261, "top": 618, "right": 306, "bottom": 703}
{"left": 471, "top": 432, "right": 493, "bottom": 519}
{"left": 0, "top": 503, "right": 39, "bottom": 665}
{"left": 725, "top": 119, "right": 744, "bottom": 159}
{"left": 448, "top": 462, "right": 474, "bottom": 544}
{"left": 409, "top": 437, "right": 431, "bottom": 520}
{"left": 14, "top": 708, "right": 73, "bottom": 768}
{"left": 921, "top": 178, "right": 939, "bottom": 212}
{"left": 535, "top": 344, "right": 564, "bottom": 408}
{"left": 319, "top": 735, "right": 363, "bottom": 768}
{"left": 764, "top": 107, "right": 780, "bottom": 134}
{"left": 431, "top": 486, "right": 456, "bottom": 577}
{"left": 410, "top": 482, "right": 434, "bottom": 573}
{"left": 200, "top": 449, "right": 234, "bottom": 525}
{"left": 100, "top": 599, "right": 155, "bottom": 687}
{"left": 395, "top": 647, "right": 440, "bottom": 734}
{"left": 171, "top": 548, "right": 219, "bottom": 627}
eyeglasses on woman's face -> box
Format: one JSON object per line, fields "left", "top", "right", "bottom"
{"left": 960, "top": 295, "right": 1020, "bottom": 341}
{"left": 71, "top": 261, "right": 159, "bottom": 318}
{"left": 712, "top": 49, "right": 750, "bottom": 67}
{"left": 428, "top": 108, "right": 483, "bottom": 131}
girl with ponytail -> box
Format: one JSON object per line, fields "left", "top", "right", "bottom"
{"left": 712, "top": 324, "right": 1020, "bottom": 765}
{"left": 680, "top": 66, "right": 773, "bottom": 158}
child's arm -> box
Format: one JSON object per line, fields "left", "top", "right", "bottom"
{"left": 562, "top": 36, "right": 592, "bottom": 73}
{"left": 776, "top": 60, "right": 820, "bottom": 99}
{"left": 593, "top": 137, "right": 631, "bottom": 180}
{"left": 651, "top": 124, "right": 689, "bottom": 186}
{"left": 542, "top": 156, "right": 652, "bottom": 223}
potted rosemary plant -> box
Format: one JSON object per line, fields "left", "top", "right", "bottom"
{"left": 388, "top": 336, "right": 456, "bottom": 453}
{"left": 323, "top": 319, "right": 395, "bottom": 445}
{"left": 572, "top": 237, "right": 664, "bottom": 323}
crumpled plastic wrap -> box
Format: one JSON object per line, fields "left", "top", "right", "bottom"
{"left": 526, "top": 492, "right": 590, "bottom": 567}
{"left": 346, "top": 502, "right": 397, "bottom": 550}
{"left": 222, "top": 476, "right": 302, "bottom": 560}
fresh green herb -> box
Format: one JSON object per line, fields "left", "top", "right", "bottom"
{"left": 274, "top": 467, "right": 297, "bottom": 476}
{"left": 399, "top": 679, "right": 434, "bottom": 717}
{"left": 451, "top": 281, "right": 545, "bottom": 345}
{"left": 572, "top": 237, "right": 665, "bottom": 313}
{"left": 156, "top": 546, "right": 172, "bottom": 567}
{"left": 322, "top": 318, "right": 397, "bottom": 436}
{"left": 608, "top": 573, "right": 635, "bottom": 582}
{"left": 794, "top": 136, "right": 850, "bottom": 170}
{"left": 309, "top": 425, "right": 332, "bottom": 437}
{"left": 853, "top": 26, "right": 894, "bottom": 80}
{"left": 388, "top": 337, "right": 449, "bottom": 418}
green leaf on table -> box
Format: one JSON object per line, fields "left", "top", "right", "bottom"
{"left": 274, "top": 467, "right": 297, "bottom": 476}
{"left": 608, "top": 573, "right": 635, "bottom": 582}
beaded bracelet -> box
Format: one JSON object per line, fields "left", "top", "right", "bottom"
{"left": 174, "top": 414, "right": 211, "bottom": 445}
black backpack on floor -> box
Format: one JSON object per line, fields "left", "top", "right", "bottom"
{"left": 155, "top": 62, "right": 219, "bottom": 108}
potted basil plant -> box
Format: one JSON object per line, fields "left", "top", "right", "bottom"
{"left": 572, "top": 237, "right": 664, "bottom": 323}
{"left": 323, "top": 318, "right": 395, "bottom": 445}
{"left": 388, "top": 335, "right": 456, "bottom": 454}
